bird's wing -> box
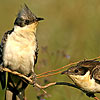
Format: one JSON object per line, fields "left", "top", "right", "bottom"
{"left": 92, "top": 65, "right": 100, "bottom": 82}
{"left": 0, "top": 29, "right": 13, "bottom": 89}
{"left": 34, "top": 47, "right": 38, "bottom": 65}
{"left": 77, "top": 60, "right": 100, "bottom": 68}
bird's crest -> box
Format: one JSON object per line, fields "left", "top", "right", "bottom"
{"left": 17, "top": 4, "right": 37, "bottom": 20}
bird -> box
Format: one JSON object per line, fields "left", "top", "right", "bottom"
{"left": 61, "top": 60, "right": 100, "bottom": 100}
{"left": 0, "top": 4, "right": 44, "bottom": 100}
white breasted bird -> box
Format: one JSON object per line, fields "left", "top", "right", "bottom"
{"left": 0, "top": 4, "right": 44, "bottom": 100}
{"left": 62, "top": 60, "right": 100, "bottom": 99}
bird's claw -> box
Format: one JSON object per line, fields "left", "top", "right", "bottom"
{"left": 29, "top": 73, "right": 37, "bottom": 86}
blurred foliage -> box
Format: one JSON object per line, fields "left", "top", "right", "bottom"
{"left": 0, "top": 0, "right": 100, "bottom": 100}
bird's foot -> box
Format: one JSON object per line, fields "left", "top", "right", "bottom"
{"left": 29, "top": 73, "right": 37, "bottom": 86}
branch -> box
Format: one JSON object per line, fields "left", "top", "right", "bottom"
{"left": 35, "top": 82, "right": 80, "bottom": 90}
{"left": 0, "top": 67, "right": 99, "bottom": 100}
{"left": 0, "top": 67, "right": 79, "bottom": 90}
{"left": 0, "top": 67, "right": 77, "bottom": 89}
{"left": 35, "top": 82, "right": 100, "bottom": 100}
{"left": 0, "top": 67, "right": 33, "bottom": 84}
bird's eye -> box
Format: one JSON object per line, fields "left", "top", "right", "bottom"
{"left": 74, "top": 69, "right": 78, "bottom": 73}
{"left": 25, "top": 20, "right": 30, "bottom": 25}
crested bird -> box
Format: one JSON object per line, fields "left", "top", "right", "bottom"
{"left": 0, "top": 4, "right": 44, "bottom": 100}
{"left": 61, "top": 60, "right": 100, "bottom": 100}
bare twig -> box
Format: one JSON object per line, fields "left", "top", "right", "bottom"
{"left": 0, "top": 66, "right": 99, "bottom": 100}
{"left": 0, "top": 67, "right": 33, "bottom": 84}
{"left": 0, "top": 67, "right": 47, "bottom": 93}
{"left": 1, "top": 56, "right": 100, "bottom": 100}
{"left": 0, "top": 67, "right": 79, "bottom": 91}
{"left": 37, "top": 71, "right": 62, "bottom": 79}
{"left": 35, "top": 82, "right": 100, "bottom": 100}
{"left": 37, "top": 56, "right": 100, "bottom": 77}
{"left": 1, "top": 56, "right": 100, "bottom": 81}
{"left": 35, "top": 82, "right": 56, "bottom": 89}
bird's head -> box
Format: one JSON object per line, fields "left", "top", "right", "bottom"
{"left": 62, "top": 65, "right": 88, "bottom": 76}
{"left": 14, "top": 4, "right": 44, "bottom": 30}
{"left": 61, "top": 60, "right": 99, "bottom": 79}
{"left": 61, "top": 61, "right": 92, "bottom": 85}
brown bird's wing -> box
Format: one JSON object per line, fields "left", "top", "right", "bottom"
{"left": 92, "top": 65, "right": 100, "bottom": 82}
{"left": 77, "top": 60, "right": 100, "bottom": 79}
{"left": 0, "top": 29, "right": 14, "bottom": 89}
{"left": 77, "top": 60, "right": 100, "bottom": 68}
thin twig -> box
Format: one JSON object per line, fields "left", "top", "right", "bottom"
{"left": 0, "top": 67, "right": 33, "bottom": 84}
{"left": 35, "top": 82, "right": 56, "bottom": 89}
{"left": 37, "top": 62, "right": 78, "bottom": 76}
{"left": 37, "top": 56, "right": 100, "bottom": 77}
{"left": 35, "top": 82, "right": 100, "bottom": 100}
{"left": 0, "top": 67, "right": 100, "bottom": 100}
{"left": 1, "top": 56, "right": 100, "bottom": 80}
{"left": 0, "top": 67, "right": 47, "bottom": 93}
{"left": 37, "top": 71, "right": 63, "bottom": 79}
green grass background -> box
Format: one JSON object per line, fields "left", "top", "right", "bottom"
{"left": 0, "top": 0, "right": 100, "bottom": 100}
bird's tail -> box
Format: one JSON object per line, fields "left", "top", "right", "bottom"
{"left": 0, "top": 71, "right": 6, "bottom": 89}
{"left": 5, "top": 88, "right": 25, "bottom": 100}
{"left": 5, "top": 73, "right": 28, "bottom": 100}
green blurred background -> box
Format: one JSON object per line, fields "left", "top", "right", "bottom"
{"left": 0, "top": 0, "right": 100, "bottom": 100}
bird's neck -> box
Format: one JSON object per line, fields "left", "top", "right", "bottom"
{"left": 13, "top": 25, "right": 37, "bottom": 40}
{"left": 14, "top": 25, "right": 36, "bottom": 34}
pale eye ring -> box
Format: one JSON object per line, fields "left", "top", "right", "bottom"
{"left": 74, "top": 69, "right": 78, "bottom": 73}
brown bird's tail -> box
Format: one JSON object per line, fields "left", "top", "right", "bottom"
{"left": 5, "top": 73, "right": 28, "bottom": 100}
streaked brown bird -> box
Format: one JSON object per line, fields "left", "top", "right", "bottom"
{"left": 0, "top": 4, "right": 43, "bottom": 100}
{"left": 62, "top": 60, "right": 100, "bottom": 99}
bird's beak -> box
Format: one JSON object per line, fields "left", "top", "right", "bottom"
{"left": 36, "top": 17, "right": 44, "bottom": 21}
{"left": 61, "top": 70, "right": 68, "bottom": 75}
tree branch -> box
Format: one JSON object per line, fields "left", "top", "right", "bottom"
{"left": 0, "top": 67, "right": 100, "bottom": 100}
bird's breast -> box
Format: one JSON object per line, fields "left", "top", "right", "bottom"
{"left": 3, "top": 32, "right": 37, "bottom": 75}
{"left": 69, "top": 71, "right": 100, "bottom": 93}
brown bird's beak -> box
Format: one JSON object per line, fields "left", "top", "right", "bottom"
{"left": 36, "top": 17, "right": 44, "bottom": 21}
